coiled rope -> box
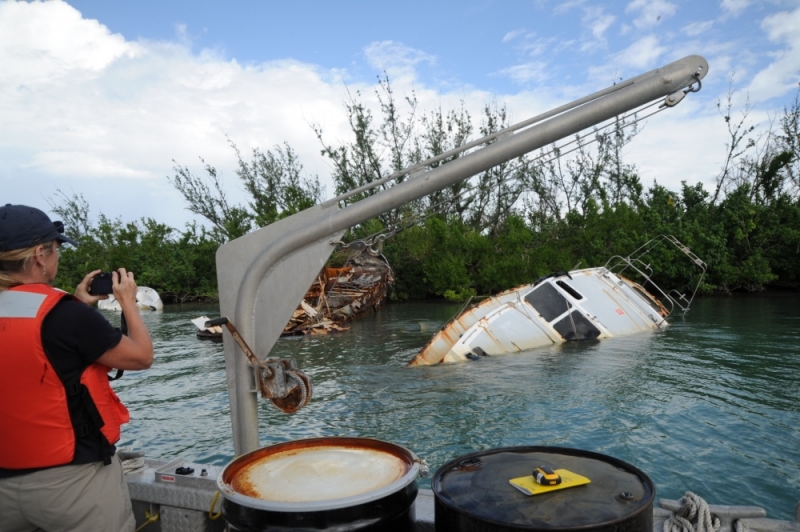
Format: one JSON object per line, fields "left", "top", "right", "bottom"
{"left": 121, "top": 456, "right": 145, "bottom": 474}
{"left": 664, "top": 492, "right": 721, "bottom": 532}
{"left": 663, "top": 492, "right": 753, "bottom": 532}
{"left": 118, "top": 447, "right": 146, "bottom": 474}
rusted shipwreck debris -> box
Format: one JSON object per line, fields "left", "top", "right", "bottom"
{"left": 282, "top": 254, "right": 394, "bottom": 336}
{"left": 193, "top": 255, "right": 393, "bottom": 340}
{"left": 191, "top": 316, "right": 223, "bottom": 342}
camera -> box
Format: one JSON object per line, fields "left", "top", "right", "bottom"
{"left": 89, "top": 272, "right": 114, "bottom": 295}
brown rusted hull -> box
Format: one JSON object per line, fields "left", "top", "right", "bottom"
{"left": 282, "top": 255, "right": 394, "bottom": 336}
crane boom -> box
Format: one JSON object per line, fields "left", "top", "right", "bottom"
{"left": 216, "top": 55, "right": 709, "bottom": 455}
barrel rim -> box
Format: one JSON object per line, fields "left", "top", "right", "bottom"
{"left": 217, "top": 436, "right": 420, "bottom": 512}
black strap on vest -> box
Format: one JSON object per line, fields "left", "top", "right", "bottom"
{"left": 108, "top": 311, "right": 127, "bottom": 382}
{"left": 65, "top": 381, "right": 112, "bottom": 465}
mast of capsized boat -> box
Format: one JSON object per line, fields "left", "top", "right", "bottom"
{"left": 216, "top": 55, "right": 709, "bottom": 455}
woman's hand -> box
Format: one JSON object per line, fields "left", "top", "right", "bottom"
{"left": 97, "top": 268, "right": 154, "bottom": 371}
{"left": 112, "top": 268, "right": 139, "bottom": 308}
{"left": 74, "top": 269, "right": 109, "bottom": 305}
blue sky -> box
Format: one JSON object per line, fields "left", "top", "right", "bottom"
{"left": 62, "top": 0, "right": 793, "bottom": 97}
{"left": 2, "top": 0, "right": 799, "bottom": 229}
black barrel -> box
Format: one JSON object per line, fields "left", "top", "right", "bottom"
{"left": 222, "top": 484, "right": 416, "bottom": 532}
{"left": 433, "top": 446, "right": 654, "bottom": 532}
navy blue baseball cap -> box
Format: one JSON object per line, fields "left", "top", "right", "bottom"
{"left": 0, "top": 204, "right": 80, "bottom": 252}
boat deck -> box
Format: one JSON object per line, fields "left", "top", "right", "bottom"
{"left": 126, "top": 457, "right": 800, "bottom": 532}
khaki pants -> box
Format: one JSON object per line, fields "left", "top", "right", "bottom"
{"left": 0, "top": 454, "right": 135, "bottom": 532}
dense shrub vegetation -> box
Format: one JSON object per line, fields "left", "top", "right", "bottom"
{"left": 53, "top": 81, "right": 800, "bottom": 302}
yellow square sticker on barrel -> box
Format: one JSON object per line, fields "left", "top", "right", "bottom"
{"left": 509, "top": 469, "right": 591, "bottom": 496}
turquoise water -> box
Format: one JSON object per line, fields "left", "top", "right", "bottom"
{"left": 113, "top": 294, "right": 800, "bottom": 520}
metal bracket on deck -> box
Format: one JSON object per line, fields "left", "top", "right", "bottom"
{"left": 206, "top": 317, "right": 312, "bottom": 414}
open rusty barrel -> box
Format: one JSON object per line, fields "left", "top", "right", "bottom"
{"left": 433, "top": 446, "right": 654, "bottom": 532}
{"left": 217, "top": 437, "right": 420, "bottom": 531}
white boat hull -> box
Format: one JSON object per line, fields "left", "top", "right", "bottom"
{"left": 409, "top": 267, "right": 668, "bottom": 366}
{"left": 98, "top": 286, "right": 164, "bottom": 312}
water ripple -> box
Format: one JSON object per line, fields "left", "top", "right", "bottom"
{"left": 113, "top": 297, "right": 800, "bottom": 520}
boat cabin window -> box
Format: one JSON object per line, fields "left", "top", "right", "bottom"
{"left": 556, "top": 280, "right": 584, "bottom": 300}
{"left": 553, "top": 311, "right": 602, "bottom": 341}
{"left": 525, "top": 282, "right": 572, "bottom": 322}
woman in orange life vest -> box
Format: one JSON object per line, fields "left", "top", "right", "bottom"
{"left": 0, "top": 204, "right": 154, "bottom": 532}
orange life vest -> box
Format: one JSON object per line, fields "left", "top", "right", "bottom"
{"left": 0, "top": 284, "right": 130, "bottom": 469}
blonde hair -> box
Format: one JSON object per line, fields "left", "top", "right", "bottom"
{"left": 0, "top": 241, "right": 56, "bottom": 291}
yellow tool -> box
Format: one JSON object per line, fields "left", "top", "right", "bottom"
{"left": 533, "top": 465, "right": 561, "bottom": 485}
{"left": 509, "top": 468, "right": 591, "bottom": 496}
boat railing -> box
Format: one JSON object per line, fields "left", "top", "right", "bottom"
{"left": 604, "top": 235, "right": 707, "bottom": 315}
{"left": 606, "top": 258, "right": 678, "bottom": 315}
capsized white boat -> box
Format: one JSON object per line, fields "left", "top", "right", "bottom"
{"left": 97, "top": 286, "right": 164, "bottom": 311}
{"left": 408, "top": 235, "right": 706, "bottom": 366}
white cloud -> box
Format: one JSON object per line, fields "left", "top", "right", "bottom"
{"left": 626, "top": 0, "right": 678, "bottom": 30}
{"left": 746, "top": 6, "right": 800, "bottom": 102}
{"left": 496, "top": 30, "right": 554, "bottom": 83}
{"left": 583, "top": 34, "right": 670, "bottom": 87}
{"left": 613, "top": 35, "right": 666, "bottom": 70}
{"left": 362, "top": 41, "right": 435, "bottom": 81}
{"left": 721, "top": 0, "right": 752, "bottom": 17}
{"left": 518, "top": 35, "right": 552, "bottom": 58}
{"left": 23, "top": 151, "right": 152, "bottom": 179}
{"left": 553, "top": 0, "right": 586, "bottom": 15}
{"left": 761, "top": 5, "right": 800, "bottom": 44}
{"left": 584, "top": 6, "right": 616, "bottom": 41}
{"left": 502, "top": 29, "right": 526, "bottom": 43}
{"left": 499, "top": 28, "right": 552, "bottom": 58}
{"left": 551, "top": 1, "right": 615, "bottom": 52}
{"left": 0, "top": 0, "right": 141, "bottom": 87}
{"left": 626, "top": 100, "right": 725, "bottom": 193}
{"left": 682, "top": 20, "right": 714, "bottom": 37}
{"left": 592, "top": 15, "right": 616, "bottom": 41}
{"left": 0, "top": 1, "right": 364, "bottom": 227}
{"left": 498, "top": 62, "right": 550, "bottom": 85}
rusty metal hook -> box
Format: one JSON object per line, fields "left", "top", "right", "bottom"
{"left": 206, "top": 317, "right": 313, "bottom": 413}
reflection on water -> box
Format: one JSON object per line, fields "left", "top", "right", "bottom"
{"left": 113, "top": 295, "right": 800, "bottom": 520}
